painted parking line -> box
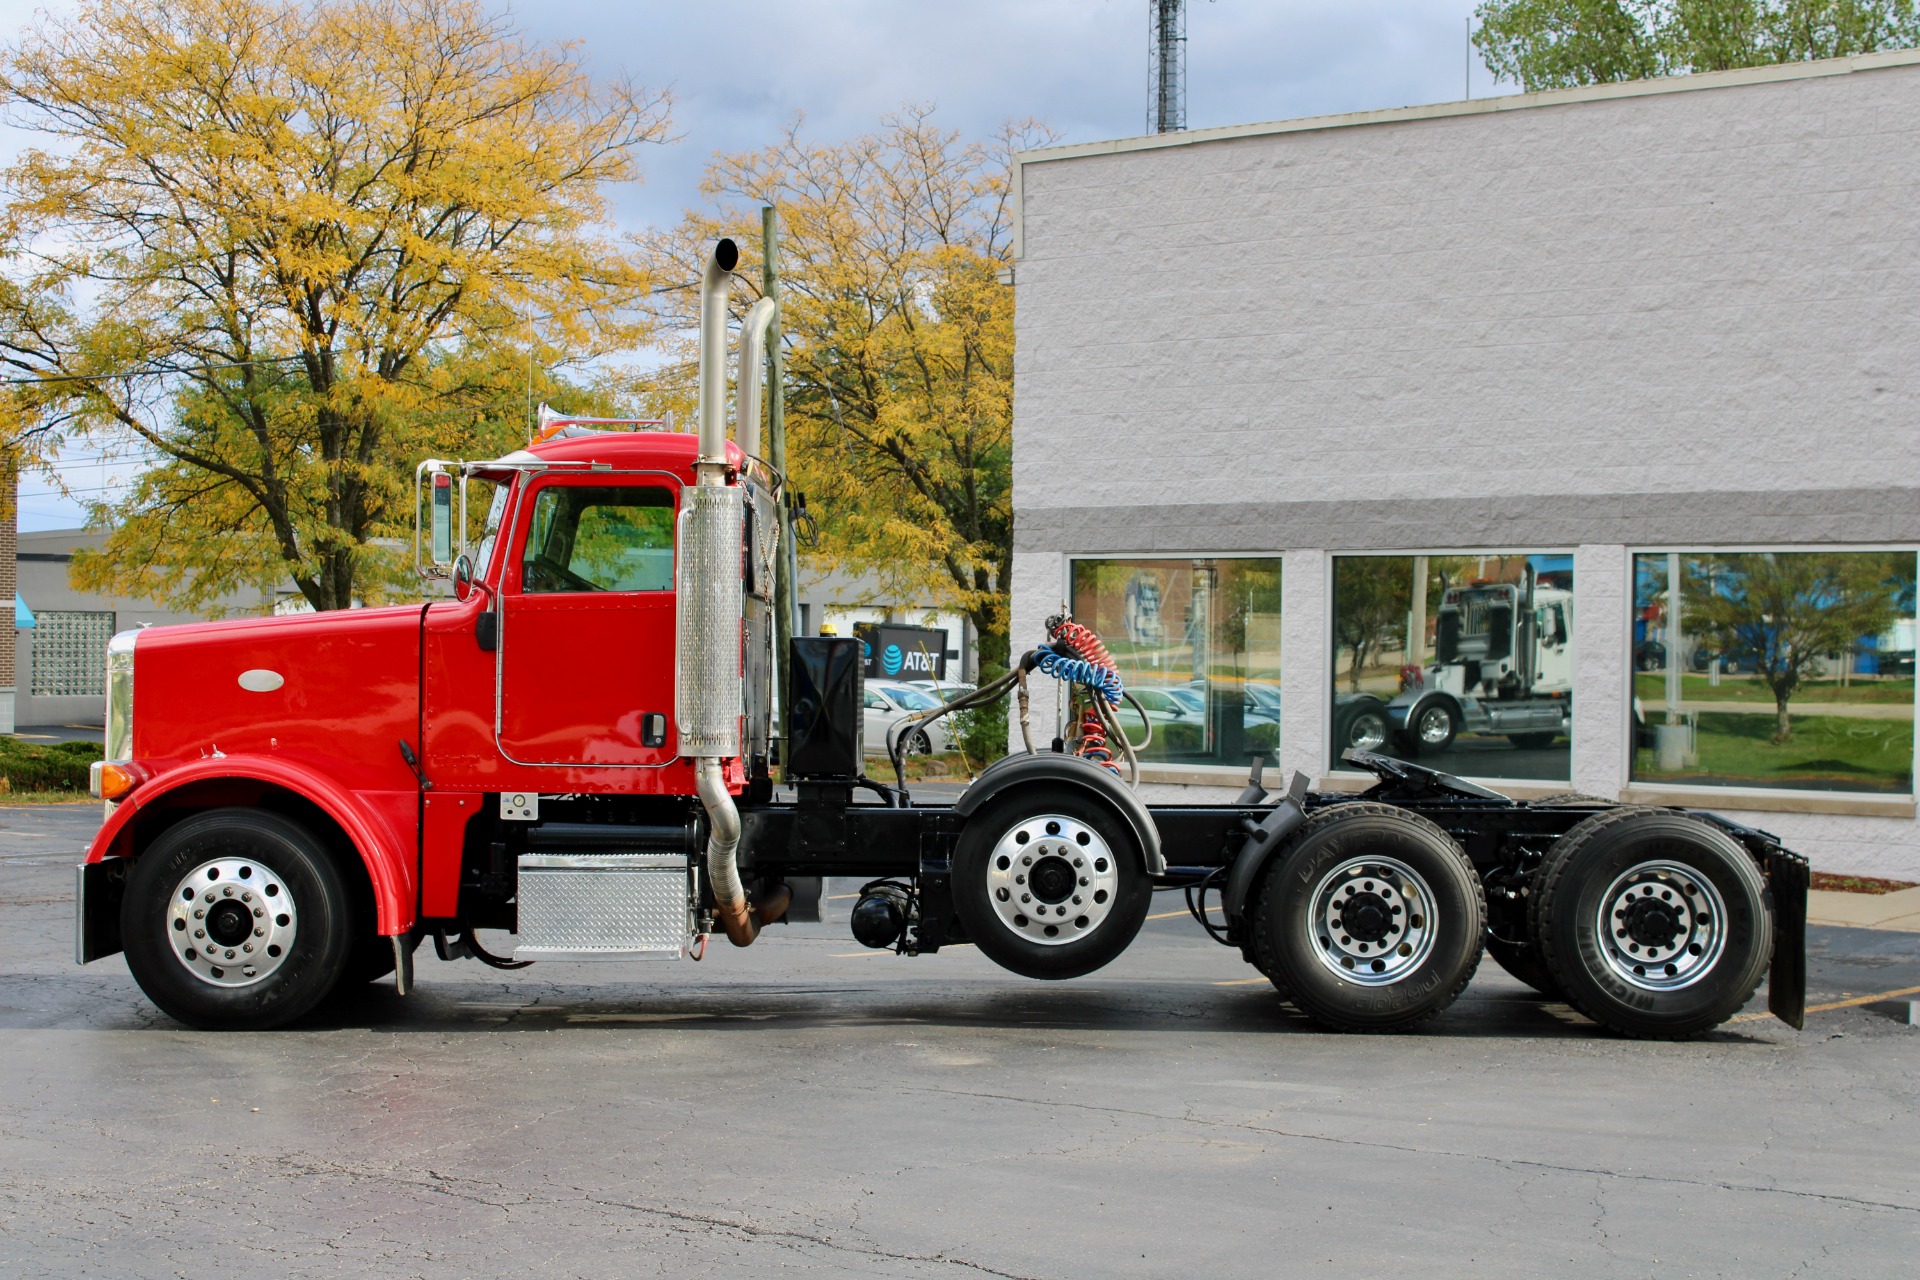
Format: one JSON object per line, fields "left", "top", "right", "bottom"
{"left": 1727, "top": 983, "right": 1920, "bottom": 1024}
{"left": 1146, "top": 909, "right": 1191, "bottom": 921}
{"left": 1213, "top": 977, "right": 1269, "bottom": 986}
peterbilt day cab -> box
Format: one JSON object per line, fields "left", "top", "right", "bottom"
{"left": 76, "top": 239, "right": 1809, "bottom": 1040}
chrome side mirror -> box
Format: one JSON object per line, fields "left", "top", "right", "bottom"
{"left": 452, "top": 554, "right": 477, "bottom": 602}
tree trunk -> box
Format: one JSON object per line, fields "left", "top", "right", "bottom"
{"left": 1773, "top": 694, "right": 1792, "bottom": 744}
{"left": 973, "top": 604, "right": 1010, "bottom": 676}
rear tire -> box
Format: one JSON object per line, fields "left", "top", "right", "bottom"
{"left": 1532, "top": 808, "right": 1771, "bottom": 1039}
{"left": 953, "top": 786, "right": 1151, "bottom": 980}
{"left": 1334, "top": 702, "right": 1391, "bottom": 755}
{"left": 1251, "top": 803, "right": 1485, "bottom": 1032}
{"left": 120, "top": 809, "right": 354, "bottom": 1030}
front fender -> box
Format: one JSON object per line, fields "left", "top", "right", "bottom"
{"left": 1387, "top": 690, "right": 1460, "bottom": 732}
{"left": 84, "top": 755, "right": 418, "bottom": 936}
{"left": 955, "top": 753, "right": 1165, "bottom": 874}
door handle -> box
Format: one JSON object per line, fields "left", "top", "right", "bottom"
{"left": 477, "top": 611, "right": 498, "bottom": 652}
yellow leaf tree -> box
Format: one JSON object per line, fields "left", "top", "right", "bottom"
{"left": 643, "top": 109, "right": 1050, "bottom": 670}
{"left": 0, "top": 0, "right": 669, "bottom": 610}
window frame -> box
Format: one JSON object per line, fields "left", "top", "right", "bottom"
{"left": 1622, "top": 543, "right": 1918, "bottom": 805}
{"left": 1322, "top": 548, "right": 1579, "bottom": 789}
{"left": 505, "top": 474, "right": 680, "bottom": 597}
{"left": 1061, "top": 551, "right": 1286, "bottom": 778}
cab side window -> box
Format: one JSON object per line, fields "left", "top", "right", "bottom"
{"left": 520, "top": 485, "right": 675, "bottom": 593}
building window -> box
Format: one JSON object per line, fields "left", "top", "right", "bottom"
{"left": 30, "top": 610, "right": 117, "bottom": 697}
{"left": 1632, "top": 551, "right": 1916, "bottom": 795}
{"left": 1068, "top": 558, "right": 1282, "bottom": 768}
{"left": 1331, "top": 554, "right": 1574, "bottom": 781}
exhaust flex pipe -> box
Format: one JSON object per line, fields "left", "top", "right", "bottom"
{"left": 681, "top": 238, "right": 788, "bottom": 945}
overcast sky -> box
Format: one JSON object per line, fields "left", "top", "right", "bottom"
{"left": 6, "top": 0, "right": 1503, "bottom": 530}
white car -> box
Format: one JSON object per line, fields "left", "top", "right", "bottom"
{"left": 904, "top": 678, "right": 976, "bottom": 702}
{"left": 863, "top": 680, "right": 954, "bottom": 755}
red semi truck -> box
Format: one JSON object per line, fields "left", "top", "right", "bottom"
{"left": 75, "top": 239, "right": 1809, "bottom": 1038}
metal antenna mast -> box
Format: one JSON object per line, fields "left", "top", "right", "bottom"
{"left": 1148, "top": 0, "right": 1186, "bottom": 134}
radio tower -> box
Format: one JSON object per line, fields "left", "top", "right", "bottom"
{"left": 1148, "top": 0, "right": 1186, "bottom": 134}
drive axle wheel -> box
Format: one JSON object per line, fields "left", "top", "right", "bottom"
{"left": 953, "top": 786, "right": 1151, "bottom": 980}
{"left": 1532, "top": 808, "right": 1771, "bottom": 1039}
{"left": 1252, "top": 804, "right": 1484, "bottom": 1032}
{"left": 121, "top": 809, "right": 354, "bottom": 1030}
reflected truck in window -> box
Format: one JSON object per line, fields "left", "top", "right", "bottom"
{"left": 1336, "top": 566, "right": 1572, "bottom": 758}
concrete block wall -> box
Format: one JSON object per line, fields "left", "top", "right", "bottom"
{"left": 1011, "top": 55, "right": 1920, "bottom": 877}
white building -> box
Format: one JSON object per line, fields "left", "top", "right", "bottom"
{"left": 1010, "top": 52, "right": 1920, "bottom": 877}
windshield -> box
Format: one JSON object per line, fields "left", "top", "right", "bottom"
{"left": 471, "top": 481, "right": 511, "bottom": 579}
{"left": 889, "top": 686, "right": 941, "bottom": 711}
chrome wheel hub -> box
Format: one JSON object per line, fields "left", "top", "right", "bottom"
{"left": 985, "top": 814, "right": 1117, "bottom": 946}
{"left": 1596, "top": 860, "right": 1725, "bottom": 991}
{"left": 1416, "top": 707, "right": 1452, "bottom": 745}
{"left": 1310, "top": 856, "right": 1438, "bottom": 985}
{"left": 1349, "top": 713, "right": 1388, "bottom": 752}
{"left": 167, "top": 858, "right": 297, "bottom": 987}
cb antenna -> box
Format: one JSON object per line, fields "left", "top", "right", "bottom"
{"left": 1149, "top": 0, "right": 1187, "bottom": 134}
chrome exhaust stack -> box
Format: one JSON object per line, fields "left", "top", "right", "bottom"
{"left": 679, "top": 238, "right": 788, "bottom": 946}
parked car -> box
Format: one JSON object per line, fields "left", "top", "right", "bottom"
{"left": 863, "top": 680, "right": 954, "bottom": 755}
{"left": 903, "top": 678, "right": 976, "bottom": 703}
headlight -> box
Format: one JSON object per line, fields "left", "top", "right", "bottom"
{"left": 97, "top": 631, "right": 137, "bottom": 797}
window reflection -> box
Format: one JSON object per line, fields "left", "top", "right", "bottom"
{"left": 1331, "top": 554, "right": 1574, "bottom": 781}
{"left": 1069, "top": 558, "right": 1282, "bottom": 767}
{"left": 1632, "top": 551, "right": 1916, "bottom": 794}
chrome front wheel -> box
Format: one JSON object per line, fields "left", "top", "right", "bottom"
{"left": 166, "top": 857, "right": 300, "bottom": 988}
{"left": 121, "top": 809, "right": 354, "bottom": 1030}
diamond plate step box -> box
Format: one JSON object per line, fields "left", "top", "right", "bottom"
{"left": 515, "top": 853, "right": 694, "bottom": 959}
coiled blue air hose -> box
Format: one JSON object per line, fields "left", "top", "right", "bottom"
{"left": 1032, "top": 647, "right": 1123, "bottom": 704}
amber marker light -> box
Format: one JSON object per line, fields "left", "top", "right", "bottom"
{"left": 89, "top": 761, "right": 144, "bottom": 802}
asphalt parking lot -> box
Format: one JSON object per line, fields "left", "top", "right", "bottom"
{"left": 2, "top": 804, "right": 1916, "bottom": 1278}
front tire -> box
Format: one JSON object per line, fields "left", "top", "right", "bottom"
{"left": 120, "top": 809, "right": 354, "bottom": 1030}
{"left": 1532, "top": 808, "right": 1771, "bottom": 1039}
{"left": 952, "top": 786, "right": 1152, "bottom": 980}
{"left": 1251, "top": 803, "right": 1485, "bottom": 1032}
{"left": 1397, "top": 700, "right": 1457, "bottom": 756}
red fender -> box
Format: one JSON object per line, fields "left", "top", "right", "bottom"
{"left": 85, "top": 756, "right": 418, "bottom": 936}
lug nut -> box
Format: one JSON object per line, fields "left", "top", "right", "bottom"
{"left": 253, "top": 907, "right": 264, "bottom": 918}
{"left": 194, "top": 909, "right": 205, "bottom": 919}
{"left": 254, "top": 927, "right": 265, "bottom": 938}
{"left": 243, "top": 943, "right": 253, "bottom": 953}
{"left": 242, "top": 892, "right": 252, "bottom": 903}
{"left": 194, "top": 929, "right": 205, "bottom": 939}
{"left": 223, "top": 886, "right": 234, "bottom": 897}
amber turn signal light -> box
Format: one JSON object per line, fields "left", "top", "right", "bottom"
{"left": 89, "top": 761, "right": 141, "bottom": 801}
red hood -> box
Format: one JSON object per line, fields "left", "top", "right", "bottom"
{"left": 129, "top": 603, "right": 426, "bottom": 796}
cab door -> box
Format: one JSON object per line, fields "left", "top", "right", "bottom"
{"left": 496, "top": 476, "right": 680, "bottom": 766}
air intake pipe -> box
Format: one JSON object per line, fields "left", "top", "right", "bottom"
{"left": 682, "top": 238, "right": 789, "bottom": 946}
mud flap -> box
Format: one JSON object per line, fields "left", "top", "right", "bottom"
{"left": 1767, "top": 848, "right": 1809, "bottom": 1030}
{"left": 75, "top": 859, "right": 129, "bottom": 965}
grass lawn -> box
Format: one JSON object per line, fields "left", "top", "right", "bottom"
{"left": 1636, "top": 711, "right": 1914, "bottom": 793}
{"left": 1633, "top": 673, "right": 1916, "bottom": 706}
{"left": 0, "top": 791, "right": 102, "bottom": 806}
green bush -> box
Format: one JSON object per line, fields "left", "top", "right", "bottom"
{"left": 0, "top": 736, "right": 102, "bottom": 792}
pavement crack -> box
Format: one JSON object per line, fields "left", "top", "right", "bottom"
{"left": 906, "top": 1084, "right": 1920, "bottom": 1217}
